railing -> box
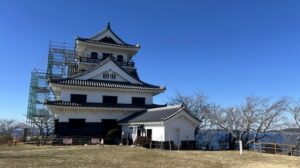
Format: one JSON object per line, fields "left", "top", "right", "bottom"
{"left": 253, "top": 142, "right": 300, "bottom": 157}
{"left": 79, "top": 57, "right": 135, "bottom": 67}
{"left": 79, "top": 57, "right": 102, "bottom": 63}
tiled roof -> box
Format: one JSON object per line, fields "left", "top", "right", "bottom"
{"left": 119, "top": 104, "right": 200, "bottom": 123}
{"left": 50, "top": 79, "right": 165, "bottom": 91}
{"left": 76, "top": 37, "right": 140, "bottom": 49}
{"left": 89, "top": 22, "right": 138, "bottom": 47}
{"left": 45, "top": 100, "right": 166, "bottom": 109}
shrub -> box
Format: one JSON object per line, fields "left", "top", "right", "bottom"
{"left": 105, "top": 129, "right": 121, "bottom": 144}
{"left": 135, "top": 136, "right": 151, "bottom": 148}
{"left": 0, "top": 134, "right": 11, "bottom": 145}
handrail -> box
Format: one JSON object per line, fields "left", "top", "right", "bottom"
{"left": 79, "top": 57, "right": 135, "bottom": 67}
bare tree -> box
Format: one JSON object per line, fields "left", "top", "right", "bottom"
{"left": 288, "top": 99, "right": 300, "bottom": 128}
{"left": 0, "top": 119, "right": 25, "bottom": 136}
{"left": 169, "top": 92, "right": 210, "bottom": 126}
{"left": 207, "top": 97, "right": 288, "bottom": 149}
{"left": 30, "top": 111, "right": 54, "bottom": 137}
{"left": 169, "top": 92, "right": 212, "bottom": 141}
{"left": 283, "top": 99, "right": 300, "bottom": 148}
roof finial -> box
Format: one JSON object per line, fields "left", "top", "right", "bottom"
{"left": 107, "top": 22, "right": 111, "bottom": 29}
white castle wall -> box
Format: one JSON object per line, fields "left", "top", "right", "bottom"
{"left": 56, "top": 110, "right": 136, "bottom": 122}
{"left": 60, "top": 89, "right": 153, "bottom": 104}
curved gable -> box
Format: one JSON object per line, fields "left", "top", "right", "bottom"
{"left": 90, "top": 23, "right": 125, "bottom": 45}
{"left": 75, "top": 59, "right": 142, "bottom": 84}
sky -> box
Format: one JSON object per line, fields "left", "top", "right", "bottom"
{"left": 0, "top": 0, "right": 300, "bottom": 120}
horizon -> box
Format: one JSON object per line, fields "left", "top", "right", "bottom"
{"left": 1, "top": 0, "right": 300, "bottom": 120}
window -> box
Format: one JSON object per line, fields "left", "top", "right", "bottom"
{"left": 91, "top": 52, "right": 98, "bottom": 59}
{"left": 103, "top": 72, "right": 116, "bottom": 80}
{"left": 132, "top": 97, "right": 145, "bottom": 105}
{"left": 103, "top": 96, "right": 118, "bottom": 104}
{"left": 69, "top": 119, "right": 86, "bottom": 128}
{"left": 146, "top": 129, "right": 152, "bottom": 138}
{"left": 117, "top": 55, "right": 124, "bottom": 62}
{"left": 103, "top": 72, "right": 110, "bottom": 79}
{"left": 110, "top": 74, "right": 116, "bottom": 79}
{"left": 103, "top": 53, "right": 112, "bottom": 60}
{"left": 70, "top": 94, "right": 87, "bottom": 103}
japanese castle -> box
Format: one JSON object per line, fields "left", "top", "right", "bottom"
{"left": 45, "top": 23, "right": 200, "bottom": 147}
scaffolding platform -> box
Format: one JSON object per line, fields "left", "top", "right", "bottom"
{"left": 26, "top": 41, "right": 77, "bottom": 128}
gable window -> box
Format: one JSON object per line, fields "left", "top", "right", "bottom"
{"left": 70, "top": 94, "right": 87, "bottom": 103}
{"left": 103, "top": 53, "right": 112, "bottom": 60}
{"left": 69, "top": 119, "right": 86, "bottom": 128}
{"left": 132, "top": 97, "right": 145, "bottom": 105}
{"left": 103, "top": 72, "right": 110, "bottom": 79}
{"left": 110, "top": 73, "right": 116, "bottom": 79}
{"left": 91, "top": 52, "right": 98, "bottom": 59}
{"left": 103, "top": 71, "right": 116, "bottom": 80}
{"left": 103, "top": 96, "right": 118, "bottom": 104}
{"left": 117, "top": 55, "right": 124, "bottom": 62}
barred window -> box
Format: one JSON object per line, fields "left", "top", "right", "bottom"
{"left": 110, "top": 74, "right": 116, "bottom": 79}
{"left": 103, "top": 72, "right": 110, "bottom": 79}
{"left": 103, "top": 72, "right": 116, "bottom": 80}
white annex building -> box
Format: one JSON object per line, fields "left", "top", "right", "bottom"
{"left": 45, "top": 23, "right": 200, "bottom": 148}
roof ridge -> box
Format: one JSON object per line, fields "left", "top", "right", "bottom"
{"left": 147, "top": 104, "right": 183, "bottom": 112}
{"left": 76, "top": 37, "right": 140, "bottom": 48}
{"left": 161, "top": 108, "right": 184, "bottom": 121}
{"left": 89, "top": 23, "right": 127, "bottom": 45}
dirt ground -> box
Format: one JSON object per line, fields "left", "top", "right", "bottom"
{"left": 0, "top": 144, "right": 299, "bottom": 168}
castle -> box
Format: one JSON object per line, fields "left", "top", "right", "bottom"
{"left": 45, "top": 23, "right": 199, "bottom": 147}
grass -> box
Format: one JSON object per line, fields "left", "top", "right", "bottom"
{"left": 0, "top": 144, "right": 300, "bottom": 168}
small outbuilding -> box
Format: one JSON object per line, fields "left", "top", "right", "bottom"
{"left": 119, "top": 104, "right": 200, "bottom": 148}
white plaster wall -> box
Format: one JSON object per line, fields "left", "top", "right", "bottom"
{"left": 121, "top": 125, "right": 164, "bottom": 142}
{"left": 164, "top": 115, "right": 196, "bottom": 144}
{"left": 56, "top": 110, "right": 136, "bottom": 122}
{"left": 91, "top": 71, "right": 128, "bottom": 81}
{"left": 144, "top": 125, "right": 165, "bottom": 141}
{"left": 61, "top": 89, "right": 153, "bottom": 104}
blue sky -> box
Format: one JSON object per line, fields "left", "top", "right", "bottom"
{"left": 0, "top": 0, "right": 300, "bottom": 120}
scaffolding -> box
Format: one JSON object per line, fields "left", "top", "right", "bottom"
{"left": 26, "top": 41, "right": 77, "bottom": 131}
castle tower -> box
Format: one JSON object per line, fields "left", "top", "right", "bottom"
{"left": 45, "top": 23, "right": 166, "bottom": 139}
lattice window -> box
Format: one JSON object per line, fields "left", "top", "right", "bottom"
{"left": 103, "top": 72, "right": 110, "bottom": 79}
{"left": 103, "top": 71, "right": 116, "bottom": 80}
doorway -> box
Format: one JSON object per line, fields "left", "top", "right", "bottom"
{"left": 174, "top": 128, "right": 181, "bottom": 145}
